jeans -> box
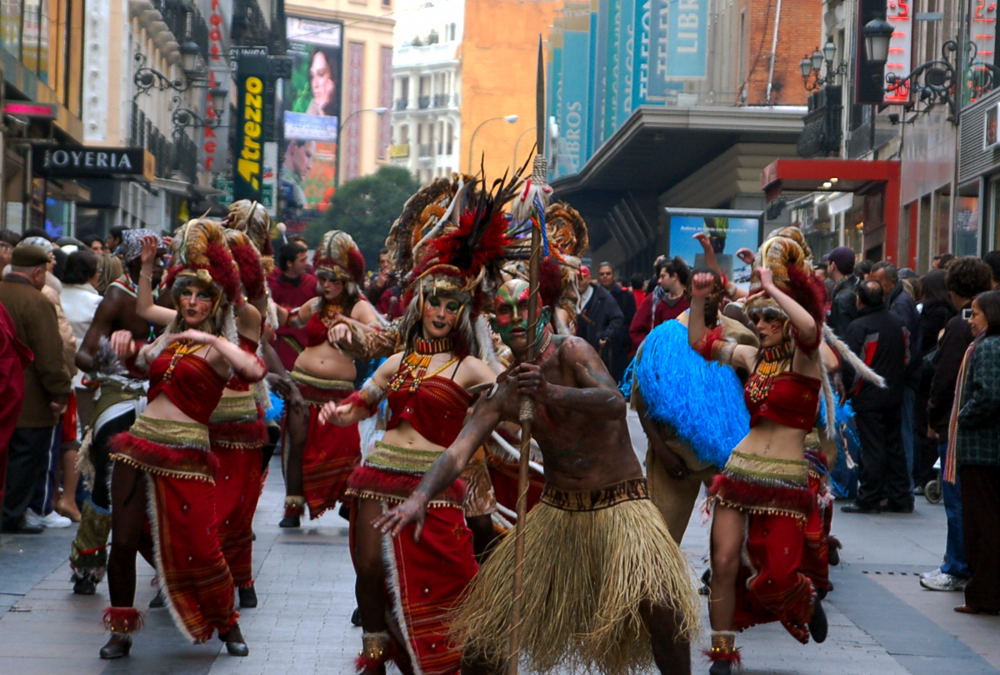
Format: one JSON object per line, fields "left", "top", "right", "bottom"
{"left": 939, "top": 441, "right": 970, "bottom": 579}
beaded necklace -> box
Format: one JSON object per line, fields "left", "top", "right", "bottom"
{"left": 745, "top": 340, "right": 793, "bottom": 403}
{"left": 388, "top": 336, "right": 456, "bottom": 393}
{"left": 162, "top": 340, "right": 206, "bottom": 382}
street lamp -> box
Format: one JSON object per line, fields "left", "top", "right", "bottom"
{"left": 334, "top": 107, "right": 390, "bottom": 187}
{"left": 467, "top": 114, "right": 519, "bottom": 173}
{"left": 799, "top": 39, "right": 847, "bottom": 91}
{"left": 512, "top": 126, "right": 536, "bottom": 169}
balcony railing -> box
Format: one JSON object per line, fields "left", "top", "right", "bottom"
{"left": 395, "top": 98, "right": 408, "bottom": 111}
{"left": 418, "top": 95, "right": 430, "bottom": 109}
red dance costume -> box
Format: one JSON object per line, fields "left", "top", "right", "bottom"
{"left": 209, "top": 336, "right": 267, "bottom": 589}
{"left": 709, "top": 346, "right": 824, "bottom": 644}
{"left": 107, "top": 344, "right": 244, "bottom": 642}
{"left": 287, "top": 312, "right": 360, "bottom": 518}
{"left": 346, "top": 356, "right": 478, "bottom": 674}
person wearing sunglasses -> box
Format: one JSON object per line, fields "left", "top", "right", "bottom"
{"left": 688, "top": 234, "right": 831, "bottom": 673}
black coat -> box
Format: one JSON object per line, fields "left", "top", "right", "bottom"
{"left": 828, "top": 275, "right": 859, "bottom": 338}
{"left": 576, "top": 283, "right": 624, "bottom": 368}
{"left": 844, "top": 306, "right": 908, "bottom": 410}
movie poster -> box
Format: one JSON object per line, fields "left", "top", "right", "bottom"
{"left": 664, "top": 208, "right": 763, "bottom": 289}
{"left": 283, "top": 16, "right": 343, "bottom": 225}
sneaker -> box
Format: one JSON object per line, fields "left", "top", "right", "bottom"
{"left": 23, "top": 509, "right": 45, "bottom": 529}
{"left": 920, "top": 567, "right": 942, "bottom": 580}
{"left": 40, "top": 511, "right": 72, "bottom": 528}
{"left": 919, "top": 571, "right": 968, "bottom": 592}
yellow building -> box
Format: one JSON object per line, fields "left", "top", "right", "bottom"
{"left": 460, "top": 0, "right": 561, "bottom": 182}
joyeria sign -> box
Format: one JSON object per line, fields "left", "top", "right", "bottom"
{"left": 32, "top": 145, "right": 154, "bottom": 180}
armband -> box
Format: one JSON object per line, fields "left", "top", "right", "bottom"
{"left": 693, "top": 325, "right": 725, "bottom": 361}
{"left": 287, "top": 306, "right": 304, "bottom": 328}
{"left": 344, "top": 390, "right": 377, "bottom": 416}
{"left": 791, "top": 320, "right": 822, "bottom": 353}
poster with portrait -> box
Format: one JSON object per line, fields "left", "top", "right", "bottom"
{"left": 664, "top": 208, "right": 763, "bottom": 290}
{"left": 283, "top": 16, "right": 343, "bottom": 222}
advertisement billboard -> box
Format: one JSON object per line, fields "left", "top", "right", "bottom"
{"left": 664, "top": 208, "right": 763, "bottom": 288}
{"left": 283, "top": 16, "right": 343, "bottom": 222}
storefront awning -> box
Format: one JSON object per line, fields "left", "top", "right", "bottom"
{"left": 761, "top": 158, "right": 902, "bottom": 263}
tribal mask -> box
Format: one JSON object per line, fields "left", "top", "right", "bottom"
{"left": 491, "top": 278, "right": 551, "bottom": 348}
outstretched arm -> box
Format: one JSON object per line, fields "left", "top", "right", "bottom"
{"left": 372, "top": 394, "right": 503, "bottom": 540}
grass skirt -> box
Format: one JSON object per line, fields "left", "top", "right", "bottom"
{"left": 450, "top": 483, "right": 699, "bottom": 674}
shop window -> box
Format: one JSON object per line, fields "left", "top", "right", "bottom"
{"left": 953, "top": 195, "right": 980, "bottom": 257}
{"left": 1, "top": 0, "right": 21, "bottom": 58}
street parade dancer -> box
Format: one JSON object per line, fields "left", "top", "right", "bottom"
{"left": 320, "top": 175, "right": 512, "bottom": 674}
{"left": 278, "top": 231, "right": 378, "bottom": 526}
{"left": 134, "top": 227, "right": 269, "bottom": 609}
{"left": 687, "top": 232, "right": 832, "bottom": 672}
{"left": 375, "top": 274, "right": 700, "bottom": 674}
{"left": 69, "top": 229, "right": 165, "bottom": 596}
{"left": 99, "top": 220, "right": 264, "bottom": 659}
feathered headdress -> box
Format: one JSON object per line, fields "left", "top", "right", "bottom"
{"left": 746, "top": 230, "right": 826, "bottom": 326}
{"left": 225, "top": 200, "right": 274, "bottom": 258}
{"left": 224, "top": 228, "right": 265, "bottom": 303}
{"left": 164, "top": 219, "right": 242, "bottom": 307}
{"left": 401, "top": 173, "right": 523, "bottom": 316}
{"left": 315, "top": 230, "right": 365, "bottom": 286}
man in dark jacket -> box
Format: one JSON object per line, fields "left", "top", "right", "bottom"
{"left": 872, "top": 261, "right": 921, "bottom": 492}
{"left": 920, "top": 257, "right": 994, "bottom": 592}
{"left": 842, "top": 280, "right": 910, "bottom": 514}
{"left": 575, "top": 266, "right": 623, "bottom": 374}
{"left": 596, "top": 261, "right": 636, "bottom": 383}
{"left": 826, "top": 246, "right": 858, "bottom": 338}
{"left": 0, "top": 245, "right": 72, "bottom": 534}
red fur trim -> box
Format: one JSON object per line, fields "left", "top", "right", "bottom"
{"left": 786, "top": 262, "right": 827, "bottom": 327}
{"left": 229, "top": 243, "right": 265, "bottom": 302}
{"left": 347, "top": 247, "right": 366, "bottom": 286}
{"left": 704, "top": 647, "right": 742, "bottom": 666}
{"left": 103, "top": 607, "right": 144, "bottom": 633}
{"left": 355, "top": 653, "right": 388, "bottom": 671}
{"left": 110, "top": 432, "right": 219, "bottom": 475}
{"left": 709, "top": 474, "right": 814, "bottom": 516}
{"left": 348, "top": 465, "right": 466, "bottom": 504}
{"left": 205, "top": 241, "right": 243, "bottom": 304}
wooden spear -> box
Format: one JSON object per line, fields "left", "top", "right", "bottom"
{"left": 508, "top": 35, "right": 550, "bottom": 675}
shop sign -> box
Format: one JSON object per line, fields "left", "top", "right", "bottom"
{"left": 233, "top": 55, "right": 270, "bottom": 201}
{"left": 3, "top": 102, "right": 57, "bottom": 118}
{"left": 32, "top": 145, "right": 146, "bottom": 177}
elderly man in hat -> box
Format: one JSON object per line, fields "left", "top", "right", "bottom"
{"left": 0, "top": 245, "right": 72, "bottom": 534}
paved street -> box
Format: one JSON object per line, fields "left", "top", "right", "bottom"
{"left": 1, "top": 412, "right": 998, "bottom": 674}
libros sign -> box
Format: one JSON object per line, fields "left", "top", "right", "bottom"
{"left": 32, "top": 146, "right": 148, "bottom": 178}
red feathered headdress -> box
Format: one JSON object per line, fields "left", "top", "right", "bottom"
{"left": 164, "top": 219, "right": 242, "bottom": 307}
{"left": 224, "top": 228, "right": 265, "bottom": 303}
{"left": 315, "top": 230, "right": 365, "bottom": 286}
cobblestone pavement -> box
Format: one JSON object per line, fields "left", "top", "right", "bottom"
{"left": 1, "top": 412, "right": 998, "bottom": 674}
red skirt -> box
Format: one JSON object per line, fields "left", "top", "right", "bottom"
{"left": 294, "top": 381, "right": 360, "bottom": 519}
{"left": 210, "top": 402, "right": 267, "bottom": 588}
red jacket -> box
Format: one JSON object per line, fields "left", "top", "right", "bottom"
{"left": 268, "top": 270, "right": 318, "bottom": 371}
{"left": 629, "top": 292, "right": 690, "bottom": 350}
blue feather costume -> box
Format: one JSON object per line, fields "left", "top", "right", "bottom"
{"left": 632, "top": 320, "right": 748, "bottom": 469}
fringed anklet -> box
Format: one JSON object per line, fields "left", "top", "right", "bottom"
{"left": 705, "top": 631, "right": 741, "bottom": 668}
{"left": 355, "top": 631, "right": 390, "bottom": 672}
{"left": 102, "top": 607, "right": 144, "bottom": 634}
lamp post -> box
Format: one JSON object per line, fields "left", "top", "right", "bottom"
{"left": 334, "top": 106, "right": 389, "bottom": 188}
{"left": 799, "top": 39, "right": 847, "bottom": 91}
{"left": 512, "top": 126, "right": 536, "bottom": 169}
{"left": 467, "top": 114, "right": 519, "bottom": 173}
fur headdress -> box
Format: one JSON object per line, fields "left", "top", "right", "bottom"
{"left": 224, "top": 228, "right": 265, "bottom": 303}
{"left": 315, "top": 230, "right": 365, "bottom": 287}
{"left": 225, "top": 200, "right": 274, "bottom": 258}
{"left": 747, "top": 230, "right": 826, "bottom": 326}
{"left": 164, "top": 219, "right": 242, "bottom": 307}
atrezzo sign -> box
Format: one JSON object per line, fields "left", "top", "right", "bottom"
{"left": 233, "top": 54, "right": 270, "bottom": 201}
{"left": 33, "top": 146, "right": 145, "bottom": 176}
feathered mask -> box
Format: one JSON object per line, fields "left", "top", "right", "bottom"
{"left": 315, "top": 230, "right": 365, "bottom": 286}
{"left": 164, "top": 219, "right": 242, "bottom": 308}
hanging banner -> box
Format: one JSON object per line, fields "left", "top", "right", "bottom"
{"left": 233, "top": 55, "right": 269, "bottom": 201}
